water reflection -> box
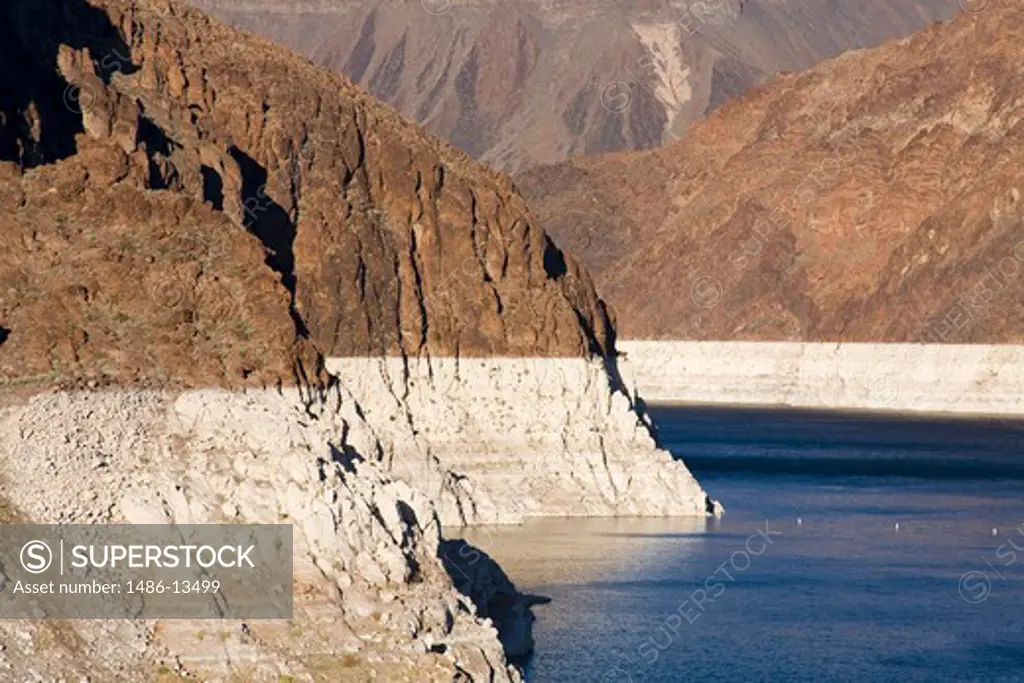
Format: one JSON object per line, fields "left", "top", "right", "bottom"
{"left": 458, "top": 516, "right": 710, "bottom": 587}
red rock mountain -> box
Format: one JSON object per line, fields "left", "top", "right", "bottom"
{"left": 519, "top": 2, "right": 1024, "bottom": 343}
{"left": 0, "top": 0, "right": 614, "bottom": 392}
{"left": 188, "top": 0, "right": 962, "bottom": 171}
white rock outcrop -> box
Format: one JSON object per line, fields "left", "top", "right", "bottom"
{"left": 0, "top": 388, "right": 522, "bottom": 682}
{"left": 0, "top": 354, "right": 716, "bottom": 679}
{"left": 325, "top": 356, "right": 718, "bottom": 525}
{"left": 620, "top": 340, "right": 1024, "bottom": 415}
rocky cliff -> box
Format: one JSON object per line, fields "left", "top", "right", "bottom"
{"left": 187, "top": 0, "right": 961, "bottom": 172}
{"left": 1, "top": 0, "right": 616, "bottom": 389}
{"left": 520, "top": 3, "right": 1024, "bottom": 343}
{"left": 0, "top": 0, "right": 713, "bottom": 679}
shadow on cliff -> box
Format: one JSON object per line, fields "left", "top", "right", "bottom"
{"left": 602, "top": 348, "right": 663, "bottom": 445}
{"left": 602, "top": 344, "right": 721, "bottom": 515}
{"left": 0, "top": 0, "right": 316, "bottom": 368}
{"left": 227, "top": 145, "right": 311, "bottom": 341}
{"left": 540, "top": 234, "right": 618, "bottom": 359}
{"left": 0, "top": 0, "right": 135, "bottom": 167}
{"left": 439, "top": 538, "right": 550, "bottom": 666}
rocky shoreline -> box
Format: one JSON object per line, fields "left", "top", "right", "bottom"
{"left": 621, "top": 341, "right": 1024, "bottom": 416}
{"left": 0, "top": 353, "right": 716, "bottom": 680}
{"left": 0, "top": 387, "right": 524, "bottom": 681}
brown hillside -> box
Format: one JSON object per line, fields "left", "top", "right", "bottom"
{"left": 0, "top": 0, "right": 614, "bottom": 392}
{"left": 520, "top": 3, "right": 1024, "bottom": 343}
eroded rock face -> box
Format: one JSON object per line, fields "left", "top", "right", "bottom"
{"left": 0, "top": 0, "right": 608, "bottom": 679}
{"left": 0, "top": 0, "right": 614, "bottom": 393}
{"left": 326, "top": 355, "right": 714, "bottom": 526}
{"left": 520, "top": 4, "right": 1024, "bottom": 343}
{"left": 188, "top": 0, "right": 961, "bottom": 172}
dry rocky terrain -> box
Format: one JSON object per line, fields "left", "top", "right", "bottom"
{"left": 520, "top": 2, "right": 1024, "bottom": 343}
{"left": 0, "top": 0, "right": 713, "bottom": 679}
{"left": 188, "top": 0, "right": 961, "bottom": 171}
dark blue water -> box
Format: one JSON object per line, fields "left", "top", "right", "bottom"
{"left": 463, "top": 406, "right": 1024, "bottom": 682}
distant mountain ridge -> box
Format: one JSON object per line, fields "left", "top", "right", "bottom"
{"left": 189, "top": 0, "right": 962, "bottom": 171}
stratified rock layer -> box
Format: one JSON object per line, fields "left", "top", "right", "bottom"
{"left": 326, "top": 356, "right": 714, "bottom": 526}
{"left": 520, "top": 4, "right": 1024, "bottom": 343}
{"left": 620, "top": 341, "right": 1024, "bottom": 415}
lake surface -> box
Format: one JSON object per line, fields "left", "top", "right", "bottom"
{"left": 461, "top": 406, "right": 1024, "bottom": 682}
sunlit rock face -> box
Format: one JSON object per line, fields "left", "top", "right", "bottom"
{"left": 327, "top": 355, "right": 717, "bottom": 526}
{"left": 0, "top": 387, "right": 523, "bottom": 681}
{"left": 521, "top": 6, "right": 1024, "bottom": 343}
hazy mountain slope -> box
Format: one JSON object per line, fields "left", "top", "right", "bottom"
{"left": 519, "top": 4, "right": 1024, "bottom": 342}
{"left": 188, "top": 0, "right": 962, "bottom": 171}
